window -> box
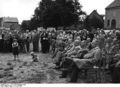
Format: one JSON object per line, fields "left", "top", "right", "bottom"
{"left": 107, "top": 20, "right": 110, "bottom": 27}
{"left": 111, "top": 19, "right": 116, "bottom": 28}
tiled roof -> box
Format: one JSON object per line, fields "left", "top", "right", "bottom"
{"left": 3, "top": 17, "right": 18, "bottom": 23}
{"left": 106, "top": 0, "right": 120, "bottom": 9}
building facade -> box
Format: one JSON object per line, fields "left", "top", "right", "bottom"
{"left": 0, "top": 17, "right": 20, "bottom": 30}
{"left": 105, "top": 0, "right": 120, "bottom": 29}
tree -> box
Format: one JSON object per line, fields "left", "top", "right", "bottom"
{"left": 21, "top": 20, "right": 30, "bottom": 31}
{"left": 29, "top": 16, "right": 41, "bottom": 30}
{"left": 31, "top": 0, "right": 84, "bottom": 30}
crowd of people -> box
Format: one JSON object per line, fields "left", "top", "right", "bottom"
{"left": 1, "top": 28, "right": 120, "bottom": 83}
{"left": 50, "top": 28, "right": 120, "bottom": 83}
{"left": 0, "top": 29, "right": 49, "bottom": 60}
{"left": 0, "top": 29, "right": 41, "bottom": 53}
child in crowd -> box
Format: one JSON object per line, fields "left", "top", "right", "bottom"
{"left": 30, "top": 52, "right": 39, "bottom": 62}
{"left": 12, "top": 39, "right": 19, "bottom": 61}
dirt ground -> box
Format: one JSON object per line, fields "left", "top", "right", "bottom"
{"left": 0, "top": 53, "right": 111, "bottom": 83}
{"left": 0, "top": 53, "right": 67, "bottom": 83}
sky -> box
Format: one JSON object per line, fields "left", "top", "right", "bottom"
{"left": 0, "top": 0, "right": 114, "bottom": 24}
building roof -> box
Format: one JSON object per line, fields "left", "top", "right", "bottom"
{"left": 106, "top": 0, "right": 120, "bottom": 9}
{"left": 2, "top": 17, "right": 18, "bottom": 23}
{"left": 89, "top": 10, "right": 103, "bottom": 20}
{"left": 85, "top": 10, "right": 104, "bottom": 28}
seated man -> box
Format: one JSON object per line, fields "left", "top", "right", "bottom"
{"left": 52, "top": 39, "right": 66, "bottom": 58}
{"left": 108, "top": 46, "right": 120, "bottom": 83}
{"left": 52, "top": 39, "right": 67, "bottom": 68}
{"left": 63, "top": 39, "right": 74, "bottom": 53}
{"left": 68, "top": 39, "right": 102, "bottom": 82}
{"left": 53, "top": 39, "right": 80, "bottom": 69}
{"left": 65, "top": 40, "right": 81, "bottom": 57}
{"left": 59, "top": 40, "right": 89, "bottom": 78}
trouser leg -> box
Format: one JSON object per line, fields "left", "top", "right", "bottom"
{"left": 69, "top": 63, "right": 79, "bottom": 83}
{"left": 26, "top": 42, "right": 29, "bottom": 52}
{"left": 110, "top": 67, "right": 120, "bottom": 83}
{"left": 60, "top": 59, "right": 73, "bottom": 78}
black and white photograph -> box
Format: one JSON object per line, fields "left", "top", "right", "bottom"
{"left": 0, "top": 0, "right": 120, "bottom": 85}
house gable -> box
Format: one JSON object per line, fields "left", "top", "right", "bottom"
{"left": 106, "top": 0, "right": 120, "bottom": 9}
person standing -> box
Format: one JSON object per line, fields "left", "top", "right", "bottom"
{"left": 25, "top": 31, "right": 30, "bottom": 53}
{"left": 46, "top": 32, "right": 51, "bottom": 53}
{"left": 32, "top": 30, "right": 39, "bottom": 52}
{"left": 0, "top": 33, "right": 4, "bottom": 52}
{"left": 12, "top": 39, "right": 19, "bottom": 61}
{"left": 41, "top": 31, "right": 49, "bottom": 53}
